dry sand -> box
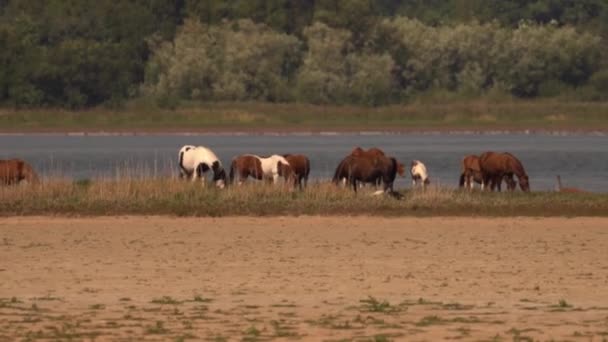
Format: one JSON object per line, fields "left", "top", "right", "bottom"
{"left": 1, "top": 216, "right": 608, "bottom": 341}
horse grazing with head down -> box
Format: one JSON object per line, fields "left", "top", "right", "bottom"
{"left": 335, "top": 155, "right": 398, "bottom": 194}
{"left": 178, "top": 145, "right": 227, "bottom": 188}
{"left": 283, "top": 154, "right": 310, "bottom": 190}
{"left": 460, "top": 154, "right": 515, "bottom": 190}
{"left": 479, "top": 151, "right": 529, "bottom": 192}
{"left": 0, "top": 159, "right": 39, "bottom": 185}
{"left": 334, "top": 147, "right": 405, "bottom": 187}
{"left": 230, "top": 154, "right": 295, "bottom": 186}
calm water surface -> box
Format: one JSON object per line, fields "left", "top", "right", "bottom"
{"left": 1, "top": 133, "right": 606, "bottom": 192}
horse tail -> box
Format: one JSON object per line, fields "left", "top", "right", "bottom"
{"left": 332, "top": 159, "right": 345, "bottom": 184}
{"left": 390, "top": 157, "right": 398, "bottom": 179}
{"left": 229, "top": 159, "right": 236, "bottom": 184}
{"left": 459, "top": 173, "right": 466, "bottom": 187}
{"left": 178, "top": 151, "right": 187, "bottom": 177}
{"left": 304, "top": 157, "right": 310, "bottom": 185}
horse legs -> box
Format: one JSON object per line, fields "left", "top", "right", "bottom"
{"left": 482, "top": 174, "right": 492, "bottom": 191}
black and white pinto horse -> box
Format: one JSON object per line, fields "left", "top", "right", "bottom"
{"left": 178, "top": 145, "right": 227, "bottom": 188}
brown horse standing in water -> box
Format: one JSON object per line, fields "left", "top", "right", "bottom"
{"left": 0, "top": 159, "right": 39, "bottom": 185}
{"left": 283, "top": 154, "right": 310, "bottom": 190}
{"left": 479, "top": 152, "right": 529, "bottom": 192}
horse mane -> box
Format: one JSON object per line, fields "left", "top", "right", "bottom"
{"left": 332, "top": 157, "right": 349, "bottom": 183}
{"left": 505, "top": 153, "right": 527, "bottom": 179}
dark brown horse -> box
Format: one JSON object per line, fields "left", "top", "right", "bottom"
{"left": 479, "top": 152, "right": 529, "bottom": 192}
{"left": 334, "top": 155, "right": 398, "bottom": 193}
{"left": 0, "top": 159, "right": 39, "bottom": 185}
{"left": 335, "top": 147, "right": 404, "bottom": 187}
{"left": 229, "top": 154, "right": 295, "bottom": 186}
{"left": 283, "top": 154, "right": 310, "bottom": 190}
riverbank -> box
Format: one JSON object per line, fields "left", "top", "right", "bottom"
{"left": 2, "top": 100, "right": 608, "bottom": 133}
{"left": 1, "top": 180, "right": 607, "bottom": 217}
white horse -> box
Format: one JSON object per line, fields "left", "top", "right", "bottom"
{"left": 229, "top": 154, "right": 295, "bottom": 186}
{"left": 411, "top": 160, "right": 430, "bottom": 188}
{"left": 178, "top": 145, "right": 227, "bottom": 188}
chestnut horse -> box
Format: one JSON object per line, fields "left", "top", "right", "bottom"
{"left": 459, "top": 155, "right": 483, "bottom": 190}
{"left": 479, "top": 152, "right": 529, "bottom": 192}
{"left": 334, "top": 155, "right": 398, "bottom": 194}
{"left": 229, "top": 154, "right": 295, "bottom": 186}
{"left": 460, "top": 154, "right": 515, "bottom": 190}
{"left": 0, "top": 159, "right": 39, "bottom": 185}
{"left": 283, "top": 154, "right": 310, "bottom": 190}
{"left": 335, "top": 147, "right": 405, "bottom": 187}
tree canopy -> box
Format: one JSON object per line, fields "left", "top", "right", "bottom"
{"left": 1, "top": 0, "right": 606, "bottom": 108}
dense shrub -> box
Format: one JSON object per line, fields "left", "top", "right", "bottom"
{"left": 143, "top": 19, "right": 301, "bottom": 102}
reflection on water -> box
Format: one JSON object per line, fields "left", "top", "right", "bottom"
{"left": 1, "top": 133, "right": 606, "bottom": 192}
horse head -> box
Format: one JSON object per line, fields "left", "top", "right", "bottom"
{"left": 518, "top": 174, "right": 530, "bottom": 192}
{"left": 350, "top": 147, "right": 365, "bottom": 156}
{"left": 396, "top": 162, "right": 406, "bottom": 177}
{"left": 211, "top": 161, "right": 227, "bottom": 189}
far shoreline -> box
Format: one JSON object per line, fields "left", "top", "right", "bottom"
{"left": 1, "top": 127, "right": 607, "bottom": 136}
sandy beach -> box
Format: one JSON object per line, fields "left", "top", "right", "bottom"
{"left": 1, "top": 216, "right": 607, "bottom": 341}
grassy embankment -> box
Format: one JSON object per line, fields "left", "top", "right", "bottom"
{"left": 1, "top": 100, "right": 608, "bottom": 132}
{"left": 1, "top": 178, "right": 607, "bottom": 217}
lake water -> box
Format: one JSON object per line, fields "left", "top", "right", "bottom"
{"left": 1, "top": 133, "right": 606, "bottom": 192}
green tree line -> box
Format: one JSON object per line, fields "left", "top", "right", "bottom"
{"left": 1, "top": 0, "right": 607, "bottom": 108}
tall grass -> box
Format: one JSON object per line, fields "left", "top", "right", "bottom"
{"left": 1, "top": 178, "right": 607, "bottom": 216}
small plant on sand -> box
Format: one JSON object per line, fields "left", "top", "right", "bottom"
{"left": 243, "top": 326, "right": 261, "bottom": 340}
{"left": 558, "top": 299, "right": 572, "bottom": 308}
{"left": 359, "top": 296, "right": 398, "bottom": 313}
{"left": 416, "top": 315, "right": 444, "bottom": 326}
{"left": 150, "top": 296, "right": 181, "bottom": 305}
{"left": 145, "top": 321, "right": 168, "bottom": 334}
{"left": 192, "top": 295, "right": 212, "bottom": 303}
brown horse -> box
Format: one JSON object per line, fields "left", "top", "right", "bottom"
{"left": 283, "top": 154, "right": 310, "bottom": 190}
{"left": 459, "top": 155, "right": 483, "bottom": 189}
{"left": 0, "top": 159, "right": 39, "bottom": 185}
{"left": 334, "top": 155, "right": 398, "bottom": 193}
{"left": 479, "top": 152, "right": 529, "bottom": 192}
{"left": 229, "top": 154, "right": 295, "bottom": 186}
{"left": 351, "top": 147, "right": 386, "bottom": 158}
{"left": 459, "top": 155, "right": 514, "bottom": 190}
{"left": 336, "top": 147, "right": 404, "bottom": 187}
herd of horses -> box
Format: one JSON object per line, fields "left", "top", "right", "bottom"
{"left": 166, "top": 145, "right": 531, "bottom": 194}
{"left": 3, "top": 144, "right": 560, "bottom": 194}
